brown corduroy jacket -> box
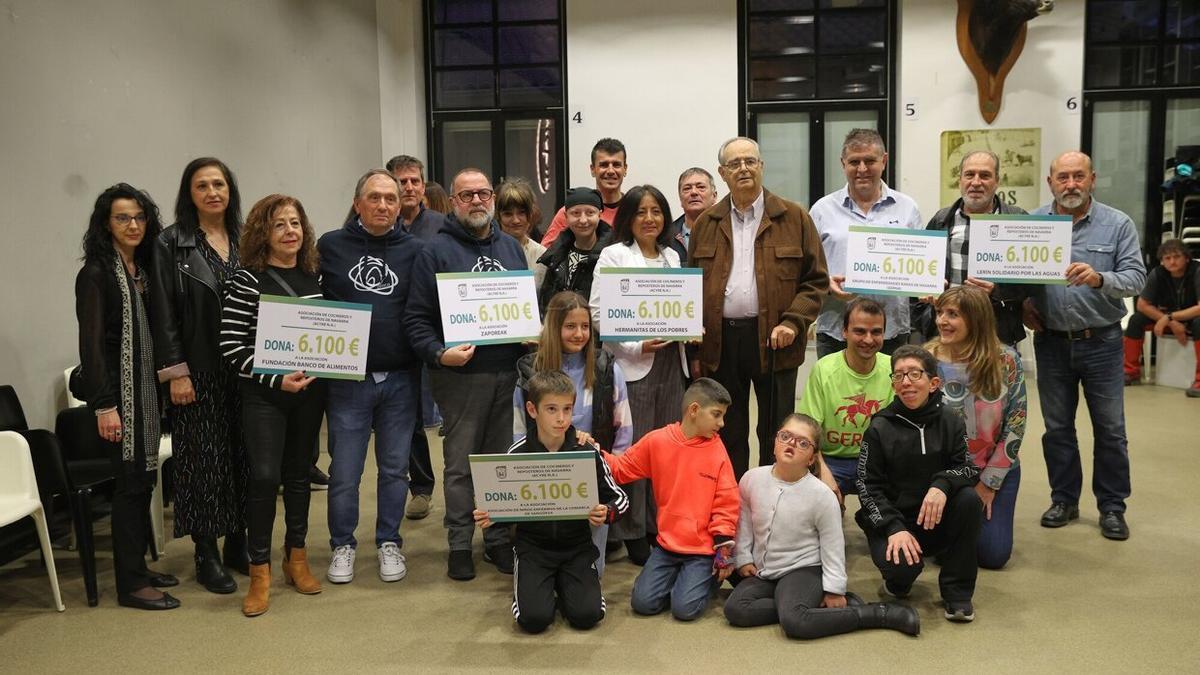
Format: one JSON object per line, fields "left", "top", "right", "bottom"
{"left": 688, "top": 190, "right": 829, "bottom": 374}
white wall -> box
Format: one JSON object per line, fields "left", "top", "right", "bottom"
{"left": 0, "top": 0, "right": 402, "bottom": 427}
{"left": 896, "top": 0, "right": 1085, "bottom": 215}
{"left": 565, "top": 0, "right": 738, "bottom": 211}
{"left": 378, "top": 0, "right": 428, "bottom": 164}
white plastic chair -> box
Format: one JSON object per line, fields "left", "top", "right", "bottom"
{"left": 0, "top": 431, "right": 66, "bottom": 611}
{"left": 64, "top": 367, "right": 171, "bottom": 555}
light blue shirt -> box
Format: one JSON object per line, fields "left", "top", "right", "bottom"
{"left": 809, "top": 183, "right": 924, "bottom": 339}
{"left": 1030, "top": 199, "right": 1146, "bottom": 331}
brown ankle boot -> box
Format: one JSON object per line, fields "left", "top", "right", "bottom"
{"left": 242, "top": 563, "right": 270, "bottom": 617}
{"left": 282, "top": 546, "right": 322, "bottom": 595}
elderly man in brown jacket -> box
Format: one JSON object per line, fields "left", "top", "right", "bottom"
{"left": 689, "top": 136, "right": 829, "bottom": 478}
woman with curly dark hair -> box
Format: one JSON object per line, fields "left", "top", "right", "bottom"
{"left": 75, "top": 183, "right": 179, "bottom": 610}
{"left": 219, "top": 194, "right": 326, "bottom": 616}
{"left": 149, "top": 157, "right": 248, "bottom": 594}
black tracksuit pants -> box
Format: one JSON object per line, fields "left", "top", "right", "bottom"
{"left": 861, "top": 486, "right": 982, "bottom": 602}
{"left": 512, "top": 540, "right": 604, "bottom": 634}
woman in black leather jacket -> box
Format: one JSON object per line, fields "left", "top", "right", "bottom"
{"left": 149, "top": 157, "right": 248, "bottom": 594}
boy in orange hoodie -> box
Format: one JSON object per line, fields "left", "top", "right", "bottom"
{"left": 603, "top": 378, "right": 740, "bottom": 621}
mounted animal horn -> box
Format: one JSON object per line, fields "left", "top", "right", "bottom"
{"left": 957, "top": 0, "right": 1054, "bottom": 124}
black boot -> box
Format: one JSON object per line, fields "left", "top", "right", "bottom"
{"left": 853, "top": 602, "right": 920, "bottom": 636}
{"left": 223, "top": 530, "right": 250, "bottom": 576}
{"left": 194, "top": 537, "right": 237, "bottom": 594}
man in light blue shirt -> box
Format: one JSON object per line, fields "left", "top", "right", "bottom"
{"left": 809, "top": 129, "right": 923, "bottom": 358}
{"left": 1022, "top": 151, "right": 1145, "bottom": 541}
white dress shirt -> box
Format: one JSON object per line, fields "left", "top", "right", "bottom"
{"left": 724, "top": 191, "right": 764, "bottom": 319}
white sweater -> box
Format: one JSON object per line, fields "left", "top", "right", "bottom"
{"left": 733, "top": 468, "right": 847, "bottom": 594}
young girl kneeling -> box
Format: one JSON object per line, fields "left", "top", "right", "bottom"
{"left": 725, "top": 414, "right": 919, "bottom": 638}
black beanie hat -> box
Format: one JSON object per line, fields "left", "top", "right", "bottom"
{"left": 564, "top": 187, "right": 602, "bottom": 210}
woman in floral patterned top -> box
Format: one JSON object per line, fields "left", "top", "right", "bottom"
{"left": 926, "top": 285, "right": 1027, "bottom": 570}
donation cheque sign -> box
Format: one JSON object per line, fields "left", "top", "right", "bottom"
{"left": 843, "top": 226, "right": 948, "bottom": 297}
{"left": 967, "top": 214, "right": 1072, "bottom": 284}
{"left": 469, "top": 451, "right": 599, "bottom": 522}
{"left": 594, "top": 267, "right": 703, "bottom": 342}
{"left": 436, "top": 271, "right": 541, "bottom": 346}
{"left": 252, "top": 295, "right": 372, "bottom": 380}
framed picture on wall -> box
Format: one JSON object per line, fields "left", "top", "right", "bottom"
{"left": 940, "top": 128, "right": 1041, "bottom": 211}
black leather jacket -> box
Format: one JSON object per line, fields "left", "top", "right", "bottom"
{"left": 149, "top": 223, "right": 233, "bottom": 379}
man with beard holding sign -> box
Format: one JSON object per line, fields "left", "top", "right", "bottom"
{"left": 406, "top": 168, "right": 528, "bottom": 581}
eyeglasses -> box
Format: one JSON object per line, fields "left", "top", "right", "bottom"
{"left": 775, "top": 431, "right": 815, "bottom": 452}
{"left": 111, "top": 213, "right": 148, "bottom": 227}
{"left": 722, "top": 157, "right": 761, "bottom": 171}
{"left": 453, "top": 189, "right": 494, "bottom": 203}
{"left": 890, "top": 369, "right": 928, "bottom": 383}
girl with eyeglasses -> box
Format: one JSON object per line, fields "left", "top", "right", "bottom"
{"left": 724, "top": 413, "right": 918, "bottom": 638}
{"left": 925, "top": 285, "right": 1027, "bottom": 570}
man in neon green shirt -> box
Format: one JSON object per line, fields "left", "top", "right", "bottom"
{"left": 798, "top": 298, "right": 894, "bottom": 501}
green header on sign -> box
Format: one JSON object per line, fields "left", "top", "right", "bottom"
{"left": 436, "top": 270, "right": 534, "bottom": 280}
{"left": 596, "top": 267, "right": 702, "bottom": 276}
{"left": 848, "top": 225, "right": 947, "bottom": 238}
{"left": 259, "top": 294, "right": 372, "bottom": 312}
{"left": 970, "top": 214, "right": 1072, "bottom": 222}
{"left": 469, "top": 450, "right": 596, "bottom": 463}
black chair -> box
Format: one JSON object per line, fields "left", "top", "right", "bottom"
{"left": 0, "top": 386, "right": 73, "bottom": 559}
{"left": 54, "top": 406, "right": 129, "bottom": 606}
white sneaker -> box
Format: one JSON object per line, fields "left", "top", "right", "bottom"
{"left": 327, "top": 545, "right": 356, "bottom": 584}
{"left": 378, "top": 542, "right": 407, "bottom": 582}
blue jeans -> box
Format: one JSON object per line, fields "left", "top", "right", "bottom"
{"left": 978, "top": 464, "right": 1020, "bottom": 570}
{"left": 631, "top": 546, "right": 717, "bottom": 621}
{"left": 1033, "top": 325, "right": 1131, "bottom": 513}
{"left": 326, "top": 372, "right": 417, "bottom": 549}
{"left": 822, "top": 455, "right": 858, "bottom": 495}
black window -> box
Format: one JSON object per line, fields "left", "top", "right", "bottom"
{"left": 425, "top": 0, "right": 565, "bottom": 220}
{"left": 1085, "top": 0, "right": 1200, "bottom": 88}
{"left": 740, "top": 0, "right": 896, "bottom": 205}
{"left": 1082, "top": 0, "right": 1200, "bottom": 259}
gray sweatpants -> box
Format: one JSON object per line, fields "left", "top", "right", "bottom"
{"left": 430, "top": 368, "right": 516, "bottom": 551}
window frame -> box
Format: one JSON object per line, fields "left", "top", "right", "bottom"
{"left": 422, "top": 0, "right": 568, "bottom": 207}
{"left": 737, "top": 0, "right": 899, "bottom": 199}
{"left": 1083, "top": 0, "right": 1200, "bottom": 258}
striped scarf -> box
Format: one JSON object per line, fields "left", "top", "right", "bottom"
{"left": 114, "top": 254, "right": 160, "bottom": 472}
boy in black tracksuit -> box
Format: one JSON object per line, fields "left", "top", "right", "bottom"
{"left": 474, "top": 371, "right": 628, "bottom": 633}
{"left": 855, "top": 345, "right": 982, "bottom": 623}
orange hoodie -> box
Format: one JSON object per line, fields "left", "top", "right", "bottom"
{"left": 604, "top": 422, "right": 739, "bottom": 555}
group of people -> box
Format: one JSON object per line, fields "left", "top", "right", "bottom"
{"left": 70, "top": 127, "right": 1189, "bottom": 635}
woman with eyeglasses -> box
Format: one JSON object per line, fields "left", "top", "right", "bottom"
{"left": 149, "top": 157, "right": 249, "bottom": 594}
{"left": 925, "top": 285, "right": 1026, "bottom": 570}
{"left": 75, "top": 184, "right": 179, "bottom": 610}
{"left": 725, "top": 414, "right": 918, "bottom": 638}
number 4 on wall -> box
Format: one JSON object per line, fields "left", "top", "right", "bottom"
{"left": 572, "top": 110, "right": 583, "bottom": 124}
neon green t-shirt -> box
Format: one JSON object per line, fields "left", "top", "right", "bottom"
{"left": 797, "top": 351, "right": 894, "bottom": 459}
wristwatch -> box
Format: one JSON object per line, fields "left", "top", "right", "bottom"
{"left": 1167, "top": 312, "right": 1174, "bottom": 323}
